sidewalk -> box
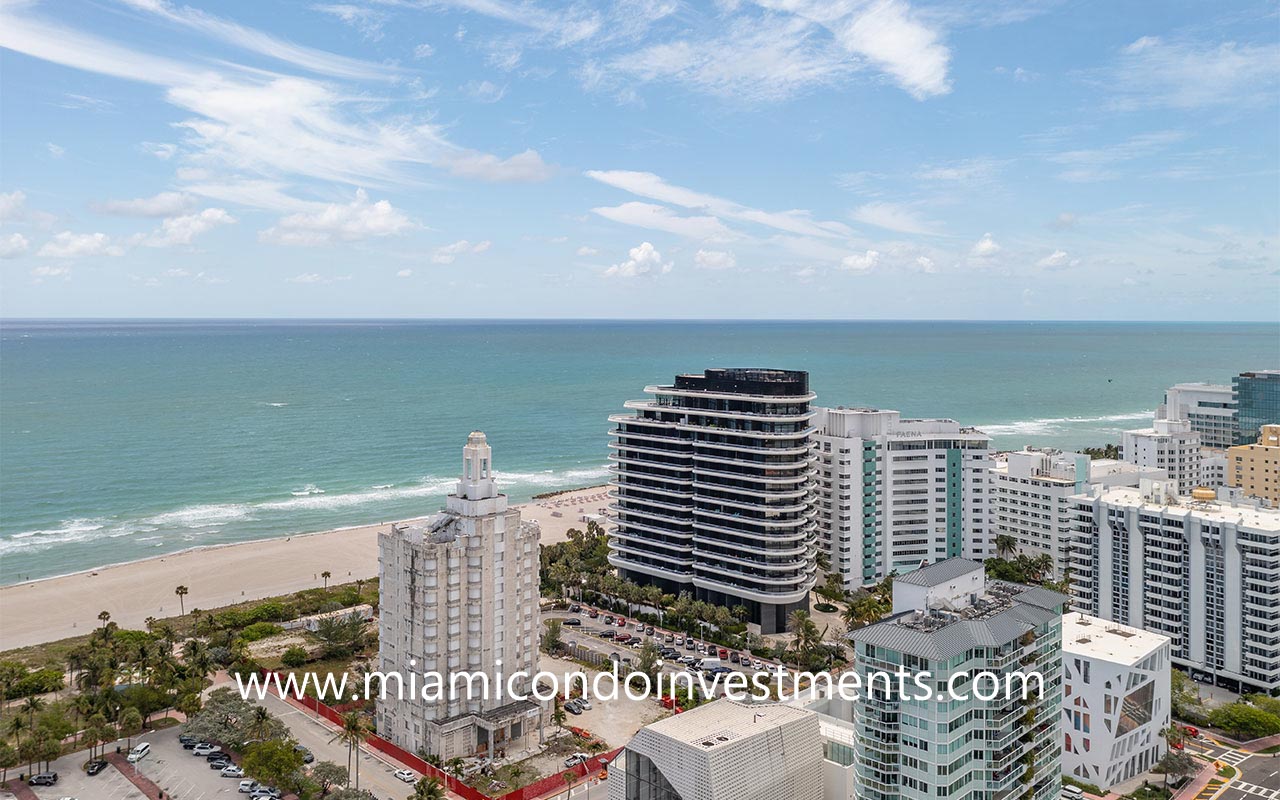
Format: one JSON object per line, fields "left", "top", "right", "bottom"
{"left": 106, "top": 752, "right": 165, "bottom": 800}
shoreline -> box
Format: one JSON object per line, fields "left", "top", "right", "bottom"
{"left": 0, "top": 485, "right": 611, "bottom": 652}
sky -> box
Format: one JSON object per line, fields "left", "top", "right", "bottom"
{"left": 0, "top": 0, "right": 1277, "bottom": 320}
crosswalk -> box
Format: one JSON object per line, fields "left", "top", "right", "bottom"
{"left": 1221, "top": 750, "right": 1255, "bottom": 767}
{"left": 1233, "top": 781, "right": 1280, "bottom": 800}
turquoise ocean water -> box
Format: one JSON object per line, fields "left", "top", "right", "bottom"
{"left": 1, "top": 319, "right": 1276, "bottom": 584}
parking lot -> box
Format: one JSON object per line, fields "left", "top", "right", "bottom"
{"left": 122, "top": 727, "right": 249, "bottom": 798}
{"left": 23, "top": 749, "right": 147, "bottom": 800}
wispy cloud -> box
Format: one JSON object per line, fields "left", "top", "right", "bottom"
{"left": 1100, "top": 34, "right": 1280, "bottom": 111}
{"left": 850, "top": 202, "right": 939, "bottom": 235}
{"left": 260, "top": 190, "right": 415, "bottom": 246}
{"left": 1048, "top": 130, "right": 1187, "bottom": 183}
{"left": 592, "top": 201, "right": 733, "bottom": 240}
{"left": 96, "top": 191, "right": 195, "bottom": 217}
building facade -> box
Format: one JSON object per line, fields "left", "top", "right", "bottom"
{"left": 812, "top": 407, "right": 992, "bottom": 590}
{"left": 376, "top": 432, "right": 541, "bottom": 760}
{"left": 1158, "top": 383, "right": 1236, "bottom": 450}
{"left": 1234, "top": 370, "right": 1280, "bottom": 445}
{"left": 1060, "top": 615, "right": 1171, "bottom": 791}
{"left": 990, "top": 450, "right": 1163, "bottom": 578}
{"left": 608, "top": 368, "right": 818, "bottom": 634}
{"left": 1228, "top": 424, "right": 1280, "bottom": 506}
{"left": 847, "top": 559, "right": 1067, "bottom": 800}
{"left": 1070, "top": 479, "right": 1280, "bottom": 694}
{"left": 609, "top": 700, "right": 823, "bottom": 800}
{"left": 1120, "top": 419, "right": 1203, "bottom": 494}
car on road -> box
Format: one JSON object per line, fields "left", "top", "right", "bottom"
{"left": 238, "top": 780, "right": 261, "bottom": 793}
{"left": 222, "top": 765, "right": 246, "bottom": 778}
{"left": 394, "top": 769, "right": 417, "bottom": 783}
{"left": 293, "top": 744, "right": 315, "bottom": 763}
{"left": 85, "top": 760, "right": 108, "bottom": 776}
{"left": 29, "top": 772, "right": 58, "bottom": 786}
{"left": 563, "top": 617, "right": 582, "bottom": 626}
{"left": 564, "top": 753, "right": 589, "bottom": 767}
{"left": 1182, "top": 725, "right": 1200, "bottom": 738}
{"left": 194, "top": 743, "right": 222, "bottom": 756}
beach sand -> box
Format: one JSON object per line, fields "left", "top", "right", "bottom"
{"left": 0, "top": 485, "right": 611, "bottom": 652}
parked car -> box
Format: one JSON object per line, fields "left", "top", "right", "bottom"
{"left": 564, "top": 753, "right": 589, "bottom": 768}
{"left": 194, "top": 743, "right": 222, "bottom": 756}
{"left": 222, "top": 765, "right": 246, "bottom": 778}
{"left": 729, "top": 652, "right": 740, "bottom": 663}
{"left": 1183, "top": 725, "right": 1200, "bottom": 738}
{"left": 718, "top": 648, "right": 729, "bottom": 660}
{"left": 644, "top": 626, "right": 655, "bottom": 635}
{"left": 293, "top": 744, "right": 314, "bottom": 763}
{"left": 598, "top": 630, "right": 616, "bottom": 639}
{"left": 752, "top": 659, "right": 765, "bottom": 670}
{"left": 569, "top": 604, "right": 581, "bottom": 612}
{"left": 178, "top": 734, "right": 198, "bottom": 746}
{"left": 127, "top": 742, "right": 151, "bottom": 762}
{"left": 29, "top": 773, "right": 58, "bottom": 786}
{"left": 634, "top": 621, "right": 644, "bottom": 631}
{"left": 250, "top": 789, "right": 282, "bottom": 800}
{"left": 576, "top": 698, "right": 593, "bottom": 710}
{"left": 587, "top": 609, "right": 599, "bottom": 618}
{"left": 238, "top": 780, "right": 261, "bottom": 793}
{"left": 207, "top": 752, "right": 230, "bottom": 761}
{"left": 565, "top": 701, "right": 583, "bottom": 715}
{"left": 616, "top": 617, "right": 627, "bottom": 627}
{"left": 563, "top": 617, "right": 582, "bottom": 626}
{"left": 603, "top": 615, "right": 614, "bottom": 625}
{"left": 664, "top": 633, "right": 675, "bottom": 643}
{"left": 684, "top": 640, "right": 696, "bottom": 651}
{"left": 394, "top": 769, "right": 417, "bottom": 783}
{"left": 85, "top": 760, "right": 108, "bottom": 776}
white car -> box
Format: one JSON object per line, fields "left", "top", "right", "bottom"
{"left": 563, "top": 753, "right": 589, "bottom": 768}
{"left": 238, "top": 780, "right": 260, "bottom": 794}
{"left": 193, "top": 743, "right": 222, "bottom": 756}
{"left": 576, "top": 698, "right": 593, "bottom": 710}
{"left": 394, "top": 769, "right": 416, "bottom": 783}
{"left": 222, "top": 765, "right": 245, "bottom": 778}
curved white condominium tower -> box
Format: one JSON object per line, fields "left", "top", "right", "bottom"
{"left": 608, "top": 368, "right": 818, "bottom": 634}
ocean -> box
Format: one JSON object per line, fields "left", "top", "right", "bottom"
{"left": 1, "top": 319, "right": 1275, "bottom": 584}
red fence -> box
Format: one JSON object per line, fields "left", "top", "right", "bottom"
{"left": 264, "top": 671, "right": 617, "bottom": 800}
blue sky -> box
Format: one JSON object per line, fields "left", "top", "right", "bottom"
{"left": 1, "top": 0, "right": 1277, "bottom": 319}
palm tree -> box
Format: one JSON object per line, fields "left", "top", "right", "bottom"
{"left": 7, "top": 716, "right": 25, "bottom": 745}
{"left": 322, "top": 570, "right": 331, "bottom": 589}
{"left": 97, "top": 610, "right": 111, "bottom": 630}
{"left": 995, "top": 534, "right": 1018, "bottom": 559}
{"left": 329, "top": 711, "right": 370, "bottom": 789}
{"left": 21, "top": 697, "right": 45, "bottom": 729}
{"left": 246, "top": 705, "right": 274, "bottom": 741}
{"left": 174, "top": 585, "right": 189, "bottom": 615}
{"left": 414, "top": 776, "right": 447, "bottom": 800}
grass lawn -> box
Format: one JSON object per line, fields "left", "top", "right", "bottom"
{"left": 1126, "top": 783, "right": 1172, "bottom": 800}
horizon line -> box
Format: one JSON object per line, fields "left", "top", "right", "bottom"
{"left": 1, "top": 317, "right": 1276, "bottom": 324}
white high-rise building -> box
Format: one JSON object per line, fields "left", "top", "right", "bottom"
{"left": 1071, "top": 479, "right": 1280, "bottom": 694}
{"left": 1061, "top": 614, "right": 1171, "bottom": 791}
{"left": 812, "top": 407, "right": 992, "bottom": 590}
{"left": 1158, "top": 383, "right": 1236, "bottom": 449}
{"left": 376, "top": 432, "right": 542, "bottom": 760}
{"left": 609, "top": 700, "right": 823, "bottom": 800}
{"left": 989, "top": 450, "right": 1164, "bottom": 577}
{"left": 1120, "top": 418, "right": 1202, "bottom": 494}
{"left": 846, "top": 559, "right": 1067, "bottom": 800}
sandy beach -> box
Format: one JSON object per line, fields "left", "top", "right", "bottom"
{"left": 0, "top": 485, "right": 611, "bottom": 652}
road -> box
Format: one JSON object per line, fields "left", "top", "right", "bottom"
{"left": 1187, "top": 737, "right": 1280, "bottom": 800}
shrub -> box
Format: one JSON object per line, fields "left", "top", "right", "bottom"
{"left": 8, "top": 667, "right": 64, "bottom": 699}
{"left": 239, "top": 622, "right": 285, "bottom": 642}
{"left": 281, "top": 646, "right": 309, "bottom": 668}
{"left": 1207, "top": 702, "right": 1280, "bottom": 740}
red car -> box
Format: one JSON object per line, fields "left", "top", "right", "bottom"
{"left": 1183, "top": 726, "right": 1200, "bottom": 738}
{"left": 616, "top": 617, "right": 627, "bottom": 627}
{"left": 719, "top": 648, "right": 729, "bottom": 659}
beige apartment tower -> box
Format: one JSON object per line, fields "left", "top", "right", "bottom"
{"left": 376, "top": 432, "right": 542, "bottom": 761}
{"left": 1228, "top": 424, "right": 1280, "bottom": 506}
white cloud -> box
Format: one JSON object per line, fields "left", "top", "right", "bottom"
{"left": 600, "top": 0, "right": 950, "bottom": 102}
{"left": 396, "top": 268, "right": 413, "bottom": 277}
{"left": 288, "top": 272, "right": 351, "bottom": 284}
{"left": 314, "top": 4, "right": 387, "bottom": 40}
{"left": 969, "top": 233, "right": 1001, "bottom": 258}
{"left": 587, "top": 170, "right": 848, "bottom": 238}
{"left": 0, "top": 190, "right": 26, "bottom": 221}
{"left": 444, "top": 149, "right": 555, "bottom": 182}
{"left": 31, "top": 265, "right": 71, "bottom": 279}
{"left": 1047, "top": 212, "right": 1077, "bottom": 231}
{"left": 1049, "top": 130, "right": 1186, "bottom": 183}
{"left": 414, "top": 43, "right": 435, "bottom": 59}
{"left": 1036, "top": 249, "right": 1080, "bottom": 270}
{"left": 143, "top": 208, "right": 236, "bottom": 247}
{"left": 794, "top": 265, "right": 816, "bottom": 279}
{"left": 37, "top": 231, "right": 125, "bottom": 258}
{"left": 463, "top": 80, "right": 507, "bottom": 103}
{"left": 604, "top": 241, "right": 672, "bottom": 278}
{"left": 97, "top": 191, "right": 195, "bottom": 217}
{"left": 593, "top": 202, "right": 732, "bottom": 240}
{"left": 0, "top": 233, "right": 30, "bottom": 258}
{"left": 142, "top": 141, "right": 178, "bottom": 160}
{"left": 46, "top": 143, "right": 65, "bottom": 158}
{"left": 1104, "top": 35, "right": 1280, "bottom": 110}
{"left": 695, "top": 249, "right": 736, "bottom": 270}
{"left": 914, "top": 157, "right": 1004, "bottom": 183}
{"left": 850, "top": 202, "right": 938, "bottom": 235}
{"left": 117, "top": 0, "right": 396, "bottom": 80}
{"left": 260, "top": 190, "right": 415, "bottom": 246}
{"left": 432, "top": 239, "right": 492, "bottom": 264}
{"left": 840, "top": 249, "right": 880, "bottom": 272}
{"left": 576, "top": 245, "right": 599, "bottom": 256}
{"left": 914, "top": 255, "right": 937, "bottom": 273}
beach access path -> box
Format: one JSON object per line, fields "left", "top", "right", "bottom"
{"left": 0, "top": 485, "right": 611, "bottom": 651}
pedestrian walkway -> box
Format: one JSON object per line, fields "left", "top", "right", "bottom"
{"left": 1235, "top": 781, "right": 1280, "bottom": 800}
{"left": 1221, "top": 750, "right": 1255, "bottom": 767}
